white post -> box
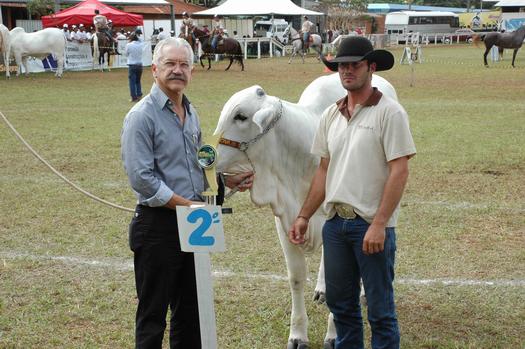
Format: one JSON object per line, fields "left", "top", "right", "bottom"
{"left": 257, "top": 39, "right": 261, "bottom": 59}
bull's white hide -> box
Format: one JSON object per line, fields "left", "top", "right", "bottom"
{"left": 7, "top": 27, "right": 66, "bottom": 78}
{"left": 215, "top": 72, "right": 397, "bottom": 348}
{"left": 0, "top": 24, "right": 9, "bottom": 75}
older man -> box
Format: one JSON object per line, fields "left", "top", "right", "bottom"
{"left": 289, "top": 36, "right": 416, "bottom": 348}
{"left": 121, "top": 38, "right": 252, "bottom": 348}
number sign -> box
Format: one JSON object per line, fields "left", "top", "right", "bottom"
{"left": 176, "top": 205, "right": 226, "bottom": 253}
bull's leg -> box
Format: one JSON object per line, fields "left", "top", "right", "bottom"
{"left": 4, "top": 52, "right": 10, "bottom": 78}
{"left": 323, "top": 313, "right": 337, "bottom": 349}
{"left": 21, "top": 56, "right": 29, "bottom": 77}
{"left": 56, "top": 54, "right": 64, "bottom": 78}
{"left": 275, "top": 218, "right": 309, "bottom": 349}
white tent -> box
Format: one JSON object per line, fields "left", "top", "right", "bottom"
{"left": 194, "top": 0, "right": 324, "bottom": 16}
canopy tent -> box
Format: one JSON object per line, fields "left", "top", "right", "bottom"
{"left": 194, "top": 0, "right": 324, "bottom": 16}
{"left": 42, "top": 0, "right": 143, "bottom": 28}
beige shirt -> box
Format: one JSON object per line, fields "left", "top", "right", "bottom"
{"left": 93, "top": 15, "right": 108, "bottom": 30}
{"left": 301, "top": 20, "right": 314, "bottom": 33}
{"left": 311, "top": 89, "right": 416, "bottom": 227}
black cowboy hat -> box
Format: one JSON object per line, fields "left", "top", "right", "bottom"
{"left": 322, "top": 36, "right": 394, "bottom": 72}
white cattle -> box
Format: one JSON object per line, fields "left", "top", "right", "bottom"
{"left": 7, "top": 27, "right": 66, "bottom": 78}
{"left": 215, "top": 73, "right": 397, "bottom": 349}
{"left": 0, "top": 24, "right": 9, "bottom": 76}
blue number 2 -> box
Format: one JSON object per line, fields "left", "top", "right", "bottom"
{"left": 187, "top": 208, "right": 215, "bottom": 246}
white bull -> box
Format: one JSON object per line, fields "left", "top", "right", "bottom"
{"left": 214, "top": 73, "right": 398, "bottom": 349}
{"left": 7, "top": 27, "right": 66, "bottom": 78}
{"left": 0, "top": 24, "right": 9, "bottom": 76}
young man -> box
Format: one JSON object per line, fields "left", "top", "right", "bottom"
{"left": 211, "top": 14, "right": 224, "bottom": 50}
{"left": 121, "top": 37, "right": 253, "bottom": 348}
{"left": 289, "top": 36, "right": 416, "bottom": 349}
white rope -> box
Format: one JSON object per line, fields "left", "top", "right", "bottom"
{"left": 0, "top": 110, "right": 134, "bottom": 213}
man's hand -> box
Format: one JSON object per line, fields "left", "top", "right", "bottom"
{"left": 362, "top": 224, "right": 386, "bottom": 255}
{"left": 288, "top": 216, "right": 309, "bottom": 245}
{"left": 224, "top": 172, "right": 254, "bottom": 192}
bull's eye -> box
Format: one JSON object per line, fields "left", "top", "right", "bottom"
{"left": 234, "top": 114, "right": 247, "bottom": 121}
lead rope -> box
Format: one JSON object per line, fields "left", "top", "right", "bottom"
{"left": 0, "top": 110, "right": 135, "bottom": 213}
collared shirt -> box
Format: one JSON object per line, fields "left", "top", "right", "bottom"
{"left": 125, "top": 40, "right": 144, "bottom": 65}
{"left": 121, "top": 84, "right": 205, "bottom": 207}
{"left": 302, "top": 20, "right": 314, "bottom": 33}
{"left": 157, "top": 31, "right": 169, "bottom": 41}
{"left": 311, "top": 88, "right": 416, "bottom": 227}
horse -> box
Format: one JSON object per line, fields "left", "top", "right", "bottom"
{"left": 7, "top": 27, "right": 65, "bottom": 78}
{"left": 0, "top": 24, "right": 9, "bottom": 77}
{"left": 474, "top": 24, "right": 525, "bottom": 67}
{"left": 92, "top": 31, "right": 115, "bottom": 71}
{"left": 283, "top": 25, "right": 322, "bottom": 64}
{"left": 192, "top": 27, "right": 244, "bottom": 71}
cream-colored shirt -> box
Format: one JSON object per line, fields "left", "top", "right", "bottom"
{"left": 93, "top": 15, "right": 108, "bottom": 30}
{"left": 311, "top": 89, "right": 416, "bottom": 227}
{"left": 301, "top": 20, "right": 314, "bottom": 33}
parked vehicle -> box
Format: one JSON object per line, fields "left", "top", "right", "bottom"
{"left": 254, "top": 19, "right": 289, "bottom": 42}
{"left": 445, "top": 28, "right": 475, "bottom": 43}
{"left": 385, "top": 11, "right": 460, "bottom": 36}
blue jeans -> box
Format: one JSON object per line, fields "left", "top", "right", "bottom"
{"left": 323, "top": 214, "right": 399, "bottom": 349}
{"left": 128, "top": 64, "right": 143, "bottom": 100}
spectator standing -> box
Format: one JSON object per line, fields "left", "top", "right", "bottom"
{"left": 157, "top": 27, "right": 169, "bottom": 41}
{"left": 150, "top": 28, "right": 159, "bottom": 53}
{"left": 125, "top": 33, "right": 144, "bottom": 102}
{"left": 70, "top": 25, "right": 79, "bottom": 42}
{"left": 62, "top": 24, "right": 71, "bottom": 41}
{"left": 289, "top": 36, "right": 416, "bottom": 348}
{"left": 77, "top": 24, "right": 88, "bottom": 42}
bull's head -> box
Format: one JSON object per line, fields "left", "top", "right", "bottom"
{"left": 214, "top": 85, "right": 281, "bottom": 175}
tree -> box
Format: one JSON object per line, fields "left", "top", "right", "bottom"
{"left": 26, "top": 0, "right": 55, "bottom": 18}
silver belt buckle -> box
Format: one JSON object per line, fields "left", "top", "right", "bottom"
{"left": 335, "top": 204, "right": 357, "bottom": 220}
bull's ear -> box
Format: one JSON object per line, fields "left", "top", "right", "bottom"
{"left": 252, "top": 106, "right": 275, "bottom": 133}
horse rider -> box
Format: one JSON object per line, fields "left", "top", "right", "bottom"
{"left": 181, "top": 12, "right": 195, "bottom": 38}
{"left": 301, "top": 15, "right": 314, "bottom": 50}
{"left": 93, "top": 9, "right": 112, "bottom": 42}
{"left": 211, "top": 14, "right": 224, "bottom": 50}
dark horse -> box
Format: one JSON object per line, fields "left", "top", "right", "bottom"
{"left": 192, "top": 27, "right": 244, "bottom": 71}
{"left": 92, "top": 32, "right": 115, "bottom": 71}
{"left": 474, "top": 25, "right": 525, "bottom": 67}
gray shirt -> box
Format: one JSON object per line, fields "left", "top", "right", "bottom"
{"left": 121, "top": 83, "right": 205, "bottom": 207}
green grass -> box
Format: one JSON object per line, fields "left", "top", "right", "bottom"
{"left": 0, "top": 45, "right": 524, "bottom": 348}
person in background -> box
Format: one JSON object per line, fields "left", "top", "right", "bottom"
{"left": 125, "top": 32, "right": 144, "bottom": 102}
{"left": 77, "top": 24, "right": 88, "bottom": 43}
{"left": 150, "top": 28, "right": 159, "bottom": 53}
{"left": 301, "top": 15, "right": 314, "bottom": 50}
{"left": 211, "top": 14, "right": 224, "bottom": 50}
{"left": 157, "top": 27, "right": 169, "bottom": 41}
{"left": 70, "top": 25, "right": 79, "bottom": 42}
{"left": 121, "top": 37, "right": 253, "bottom": 348}
{"left": 202, "top": 24, "right": 210, "bottom": 35}
{"left": 62, "top": 24, "right": 71, "bottom": 41}
{"left": 93, "top": 9, "right": 112, "bottom": 43}
{"left": 289, "top": 36, "right": 416, "bottom": 349}
{"left": 116, "top": 28, "right": 127, "bottom": 40}
{"left": 170, "top": 30, "right": 175, "bottom": 38}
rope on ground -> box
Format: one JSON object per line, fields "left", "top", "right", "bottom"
{"left": 0, "top": 110, "right": 135, "bottom": 213}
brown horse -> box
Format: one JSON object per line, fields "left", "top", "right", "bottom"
{"left": 92, "top": 31, "right": 115, "bottom": 71}
{"left": 474, "top": 25, "right": 525, "bottom": 67}
{"left": 193, "top": 27, "right": 244, "bottom": 71}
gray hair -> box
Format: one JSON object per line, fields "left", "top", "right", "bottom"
{"left": 152, "top": 38, "right": 194, "bottom": 66}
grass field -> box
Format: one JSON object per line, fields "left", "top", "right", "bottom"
{"left": 0, "top": 45, "right": 524, "bottom": 348}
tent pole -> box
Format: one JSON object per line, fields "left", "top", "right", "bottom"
{"left": 170, "top": 3, "right": 175, "bottom": 34}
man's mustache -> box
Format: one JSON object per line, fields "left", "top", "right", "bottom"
{"left": 167, "top": 75, "right": 186, "bottom": 81}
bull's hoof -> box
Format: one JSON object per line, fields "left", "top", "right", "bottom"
{"left": 313, "top": 290, "right": 326, "bottom": 304}
{"left": 323, "top": 338, "right": 335, "bottom": 349}
{"left": 287, "top": 338, "right": 309, "bottom": 349}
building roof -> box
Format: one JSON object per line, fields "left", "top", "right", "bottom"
{"left": 195, "top": 0, "right": 324, "bottom": 16}
{"left": 494, "top": 0, "right": 525, "bottom": 6}
{"left": 368, "top": 3, "right": 478, "bottom": 14}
